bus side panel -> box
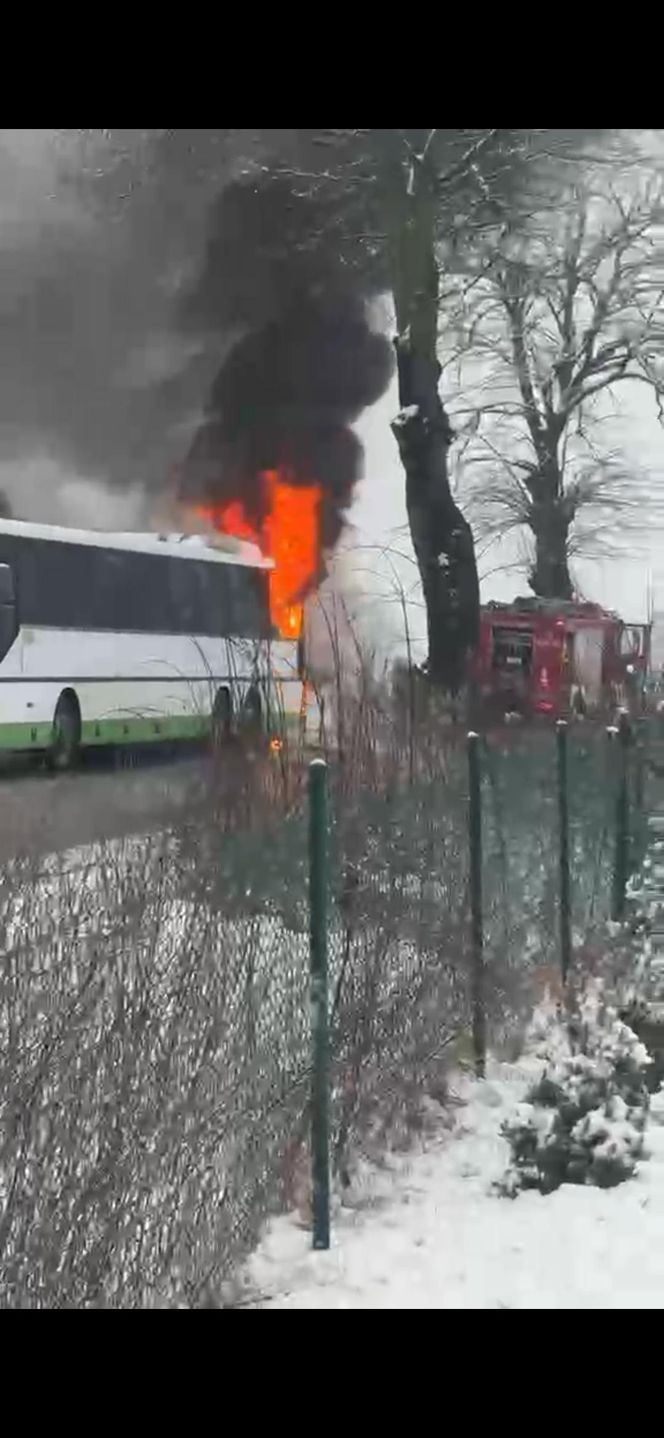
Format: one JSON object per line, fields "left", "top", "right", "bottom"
{"left": 0, "top": 632, "right": 37, "bottom": 748}
{"left": 9, "top": 629, "right": 268, "bottom": 748}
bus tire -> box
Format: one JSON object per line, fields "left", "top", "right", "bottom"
{"left": 240, "top": 688, "right": 263, "bottom": 751}
{"left": 49, "top": 690, "right": 81, "bottom": 772}
{"left": 211, "top": 688, "right": 232, "bottom": 750}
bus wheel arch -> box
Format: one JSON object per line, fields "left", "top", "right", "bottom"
{"left": 50, "top": 689, "right": 81, "bottom": 771}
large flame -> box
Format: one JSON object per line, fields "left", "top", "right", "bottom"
{"left": 196, "top": 469, "right": 321, "bottom": 639}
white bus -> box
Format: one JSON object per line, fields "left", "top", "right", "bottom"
{"left": 0, "top": 518, "right": 315, "bottom": 768}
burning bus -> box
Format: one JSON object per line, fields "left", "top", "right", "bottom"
{"left": 0, "top": 501, "right": 322, "bottom": 767}
{"left": 470, "top": 596, "right": 651, "bottom": 720}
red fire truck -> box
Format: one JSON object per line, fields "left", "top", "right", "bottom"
{"left": 470, "top": 597, "right": 651, "bottom": 720}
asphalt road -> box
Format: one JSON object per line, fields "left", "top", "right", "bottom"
{"left": 0, "top": 745, "right": 215, "bottom": 863}
{"left": 1, "top": 719, "right": 626, "bottom": 868}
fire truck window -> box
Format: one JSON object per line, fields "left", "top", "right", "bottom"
{"left": 491, "top": 629, "right": 533, "bottom": 675}
{"left": 619, "top": 627, "right": 641, "bottom": 657}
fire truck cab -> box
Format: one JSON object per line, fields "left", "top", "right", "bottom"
{"left": 471, "top": 597, "right": 650, "bottom": 720}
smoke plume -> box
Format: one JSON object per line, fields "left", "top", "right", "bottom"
{"left": 180, "top": 175, "right": 393, "bottom": 561}
{"left": 0, "top": 132, "right": 394, "bottom": 567}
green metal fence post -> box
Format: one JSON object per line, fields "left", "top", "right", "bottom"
{"left": 556, "top": 720, "right": 572, "bottom": 986}
{"left": 635, "top": 717, "right": 645, "bottom": 815}
{"left": 309, "top": 758, "right": 330, "bottom": 1250}
{"left": 467, "top": 732, "right": 486, "bottom": 1079}
{"left": 611, "top": 710, "right": 631, "bottom": 922}
{"left": 633, "top": 716, "right": 646, "bottom": 866}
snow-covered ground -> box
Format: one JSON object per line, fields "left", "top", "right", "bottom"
{"left": 249, "top": 1058, "right": 664, "bottom": 1309}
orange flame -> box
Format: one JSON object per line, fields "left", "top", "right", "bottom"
{"left": 195, "top": 469, "right": 321, "bottom": 640}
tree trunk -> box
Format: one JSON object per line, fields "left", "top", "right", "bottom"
{"left": 392, "top": 339, "right": 479, "bottom": 691}
{"left": 528, "top": 464, "right": 574, "bottom": 600}
{"left": 388, "top": 139, "right": 480, "bottom": 693}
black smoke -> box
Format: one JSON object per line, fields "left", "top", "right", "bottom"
{"left": 180, "top": 175, "right": 394, "bottom": 563}
{"left": 0, "top": 135, "right": 393, "bottom": 551}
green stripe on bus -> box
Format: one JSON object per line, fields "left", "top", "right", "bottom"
{"left": 0, "top": 711, "right": 305, "bottom": 751}
{"left": 0, "top": 722, "right": 54, "bottom": 750}
{"left": 81, "top": 716, "right": 211, "bottom": 746}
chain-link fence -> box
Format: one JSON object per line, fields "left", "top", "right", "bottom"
{"left": 0, "top": 717, "right": 652, "bottom": 1307}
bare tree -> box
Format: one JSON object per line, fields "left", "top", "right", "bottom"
{"left": 287, "top": 129, "right": 613, "bottom": 688}
{"left": 442, "top": 174, "right": 664, "bottom": 599}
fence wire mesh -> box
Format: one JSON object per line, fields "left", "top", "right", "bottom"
{"left": 0, "top": 720, "right": 649, "bottom": 1307}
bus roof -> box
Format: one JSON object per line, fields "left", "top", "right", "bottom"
{"left": 0, "top": 517, "right": 273, "bottom": 569}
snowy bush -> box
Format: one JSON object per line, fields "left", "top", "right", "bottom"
{"left": 501, "top": 1004, "right": 651, "bottom": 1196}
{"left": 613, "top": 918, "right": 664, "bottom": 1092}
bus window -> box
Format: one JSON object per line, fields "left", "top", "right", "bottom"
{"left": 0, "top": 562, "right": 17, "bottom": 660}
{"left": 94, "top": 550, "right": 128, "bottom": 630}
{"left": 194, "top": 560, "right": 231, "bottom": 637}
{"left": 227, "top": 566, "right": 271, "bottom": 639}
{"left": 0, "top": 562, "right": 14, "bottom": 605}
{"left": 168, "top": 557, "right": 197, "bottom": 633}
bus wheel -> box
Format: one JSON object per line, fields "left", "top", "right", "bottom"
{"left": 49, "top": 691, "right": 81, "bottom": 772}
{"left": 240, "top": 688, "right": 263, "bottom": 751}
{"left": 211, "top": 688, "right": 232, "bottom": 750}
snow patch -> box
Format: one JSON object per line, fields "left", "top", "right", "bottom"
{"left": 248, "top": 1050, "right": 664, "bottom": 1309}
